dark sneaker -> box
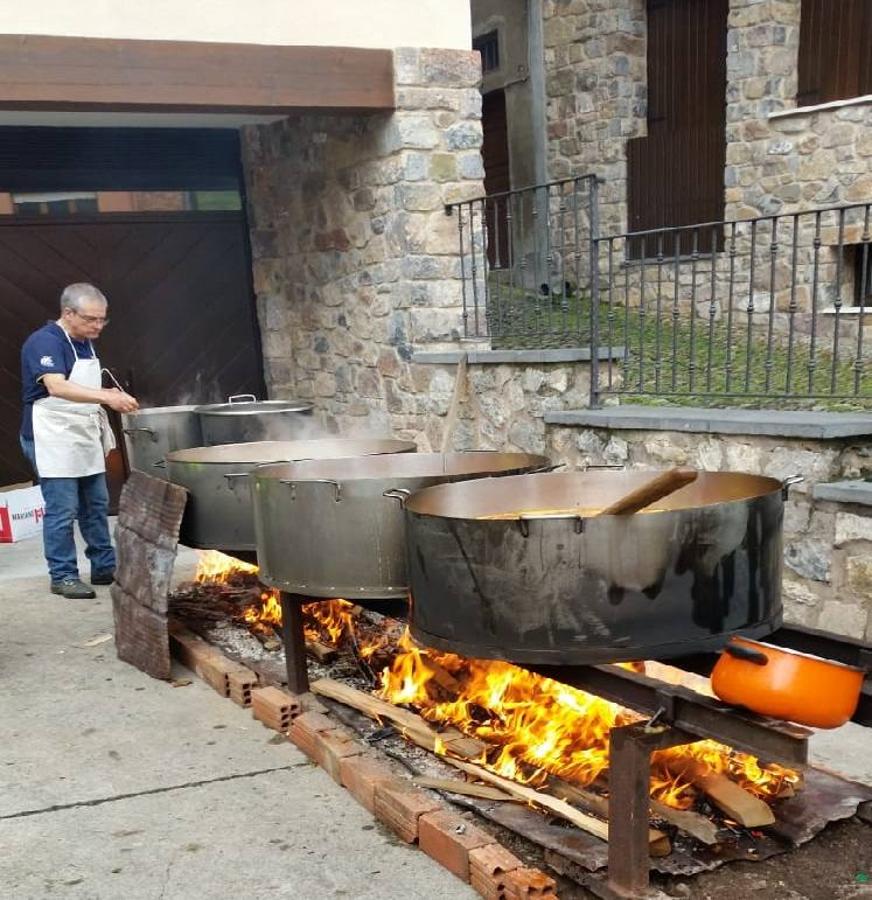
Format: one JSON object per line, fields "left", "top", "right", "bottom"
{"left": 90, "top": 570, "right": 115, "bottom": 586}
{"left": 50, "top": 578, "right": 97, "bottom": 599}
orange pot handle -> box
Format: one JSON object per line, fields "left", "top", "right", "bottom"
{"left": 724, "top": 643, "right": 769, "bottom": 666}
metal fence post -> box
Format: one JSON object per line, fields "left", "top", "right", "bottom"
{"left": 588, "top": 176, "right": 601, "bottom": 408}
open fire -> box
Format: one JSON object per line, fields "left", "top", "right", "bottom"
{"left": 192, "top": 551, "right": 799, "bottom": 812}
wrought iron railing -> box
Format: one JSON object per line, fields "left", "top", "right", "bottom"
{"left": 594, "top": 204, "right": 872, "bottom": 408}
{"left": 446, "top": 179, "right": 872, "bottom": 409}
{"left": 445, "top": 174, "right": 599, "bottom": 345}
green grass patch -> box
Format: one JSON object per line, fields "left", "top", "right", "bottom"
{"left": 486, "top": 291, "right": 872, "bottom": 411}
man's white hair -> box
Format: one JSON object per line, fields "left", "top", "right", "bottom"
{"left": 60, "top": 283, "right": 107, "bottom": 314}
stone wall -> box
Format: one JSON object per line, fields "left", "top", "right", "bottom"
{"left": 241, "top": 48, "right": 485, "bottom": 443}
{"left": 542, "top": 0, "right": 647, "bottom": 235}
{"left": 545, "top": 423, "right": 872, "bottom": 640}
{"left": 439, "top": 358, "right": 592, "bottom": 453}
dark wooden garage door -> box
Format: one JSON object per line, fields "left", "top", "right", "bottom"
{"left": 0, "top": 211, "right": 264, "bottom": 486}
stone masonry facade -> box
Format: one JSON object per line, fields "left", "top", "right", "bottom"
{"left": 542, "top": 0, "right": 872, "bottom": 229}
{"left": 539, "top": 0, "right": 872, "bottom": 339}
{"left": 543, "top": 0, "right": 646, "bottom": 236}
{"left": 241, "top": 48, "right": 485, "bottom": 447}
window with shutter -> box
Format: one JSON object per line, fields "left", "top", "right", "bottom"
{"left": 798, "top": 0, "right": 872, "bottom": 105}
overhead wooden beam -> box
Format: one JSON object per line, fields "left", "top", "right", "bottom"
{"left": 0, "top": 35, "right": 396, "bottom": 114}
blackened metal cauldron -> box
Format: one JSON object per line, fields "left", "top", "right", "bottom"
{"left": 400, "top": 470, "right": 801, "bottom": 665}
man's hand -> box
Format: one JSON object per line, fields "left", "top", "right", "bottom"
{"left": 104, "top": 388, "right": 139, "bottom": 414}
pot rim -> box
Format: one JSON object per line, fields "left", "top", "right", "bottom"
{"left": 194, "top": 400, "right": 313, "bottom": 416}
{"left": 732, "top": 636, "right": 866, "bottom": 674}
{"left": 401, "top": 470, "right": 786, "bottom": 519}
{"left": 166, "top": 438, "right": 417, "bottom": 465}
{"left": 253, "top": 451, "right": 550, "bottom": 482}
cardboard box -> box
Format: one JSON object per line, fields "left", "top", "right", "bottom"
{"left": 0, "top": 482, "right": 45, "bottom": 543}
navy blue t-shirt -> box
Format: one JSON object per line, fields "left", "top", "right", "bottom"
{"left": 20, "top": 322, "right": 95, "bottom": 439}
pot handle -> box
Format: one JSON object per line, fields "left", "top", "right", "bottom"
{"left": 123, "top": 426, "right": 158, "bottom": 442}
{"left": 383, "top": 488, "right": 412, "bottom": 507}
{"left": 781, "top": 474, "right": 804, "bottom": 499}
{"left": 309, "top": 478, "right": 343, "bottom": 502}
{"left": 724, "top": 643, "right": 769, "bottom": 666}
{"left": 228, "top": 394, "right": 257, "bottom": 403}
{"left": 279, "top": 478, "right": 343, "bottom": 501}
{"left": 517, "top": 512, "right": 585, "bottom": 537}
{"left": 223, "top": 472, "right": 250, "bottom": 480}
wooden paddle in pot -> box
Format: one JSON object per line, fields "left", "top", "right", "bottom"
{"left": 597, "top": 466, "right": 699, "bottom": 516}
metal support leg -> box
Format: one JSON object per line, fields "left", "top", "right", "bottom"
{"left": 608, "top": 726, "right": 653, "bottom": 897}
{"left": 607, "top": 723, "right": 695, "bottom": 899}
{"left": 279, "top": 591, "right": 309, "bottom": 694}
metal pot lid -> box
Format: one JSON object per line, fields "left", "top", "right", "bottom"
{"left": 167, "top": 438, "right": 417, "bottom": 465}
{"left": 255, "top": 451, "right": 550, "bottom": 482}
{"left": 194, "top": 399, "right": 313, "bottom": 416}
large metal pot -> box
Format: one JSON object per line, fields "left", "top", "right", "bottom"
{"left": 195, "top": 395, "right": 315, "bottom": 445}
{"left": 121, "top": 405, "right": 202, "bottom": 478}
{"left": 399, "top": 470, "right": 801, "bottom": 665}
{"left": 167, "top": 438, "right": 416, "bottom": 554}
{"left": 253, "top": 451, "right": 551, "bottom": 599}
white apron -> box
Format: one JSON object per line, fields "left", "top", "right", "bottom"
{"left": 32, "top": 330, "right": 106, "bottom": 478}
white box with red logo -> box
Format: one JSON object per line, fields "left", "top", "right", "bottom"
{"left": 0, "top": 481, "right": 45, "bottom": 543}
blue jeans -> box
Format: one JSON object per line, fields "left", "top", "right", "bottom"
{"left": 20, "top": 435, "right": 115, "bottom": 583}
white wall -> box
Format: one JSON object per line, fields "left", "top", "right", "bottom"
{"left": 0, "top": 0, "right": 472, "bottom": 50}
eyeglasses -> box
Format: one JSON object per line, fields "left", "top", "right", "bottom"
{"left": 68, "top": 309, "right": 109, "bottom": 326}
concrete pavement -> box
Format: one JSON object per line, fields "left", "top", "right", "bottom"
{"left": 0, "top": 531, "right": 476, "bottom": 900}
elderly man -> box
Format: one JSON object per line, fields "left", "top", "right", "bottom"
{"left": 20, "top": 283, "right": 139, "bottom": 599}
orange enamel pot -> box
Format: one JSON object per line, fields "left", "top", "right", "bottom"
{"left": 711, "top": 636, "right": 865, "bottom": 728}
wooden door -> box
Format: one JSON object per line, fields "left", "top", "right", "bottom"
{"left": 0, "top": 212, "right": 265, "bottom": 493}
{"left": 481, "top": 88, "right": 511, "bottom": 268}
{"left": 627, "top": 0, "right": 728, "bottom": 254}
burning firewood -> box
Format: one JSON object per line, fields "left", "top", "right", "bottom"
{"left": 310, "top": 678, "right": 671, "bottom": 855}
{"left": 664, "top": 758, "right": 775, "bottom": 828}
{"left": 546, "top": 776, "right": 720, "bottom": 847}
{"left": 306, "top": 639, "right": 338, "bottom": 664}
{"left": 411, "top": 776, "right": 517, "bottom": 803}
{"left": 442, "top": 757, "right": 671, "bottom": 858}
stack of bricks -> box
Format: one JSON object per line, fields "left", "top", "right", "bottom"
{"left": 251, "top": 686, "right": 301, "bottom": 732}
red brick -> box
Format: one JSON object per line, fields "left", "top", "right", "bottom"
{"left": 287, "top": 710, "right": 338, "bottom": 759}
{"left": 419, "top": 810, "right": 496, "bottom": 882}
{"left": 339, "top": 753, "right": 398, "bottom": 813}
{"left": 503, "top": 867, "right": 557, "bottom": 898}
{"left": 251, "top": 686, "right": 302, "bottom": 732}
{"left": 373, "top": 781, "right": 442, "bottom": 843}
{"left": 469, "top": 844, "right": 522, "bottom": 899}
{"left": 227, "top": 668, "right": 258, "bottom": 707}
{"left": 318, "top": 729, "right": 364, "bottom": 784}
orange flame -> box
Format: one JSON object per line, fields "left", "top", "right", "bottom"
{"left": 193, "top": 552, "right": 798, "bottom": 809}
{"left": 194, "top": 550, "right": 258, "bottom": 583}
{"left": 376, "top": 630, "right": 799, "bottom": 808}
